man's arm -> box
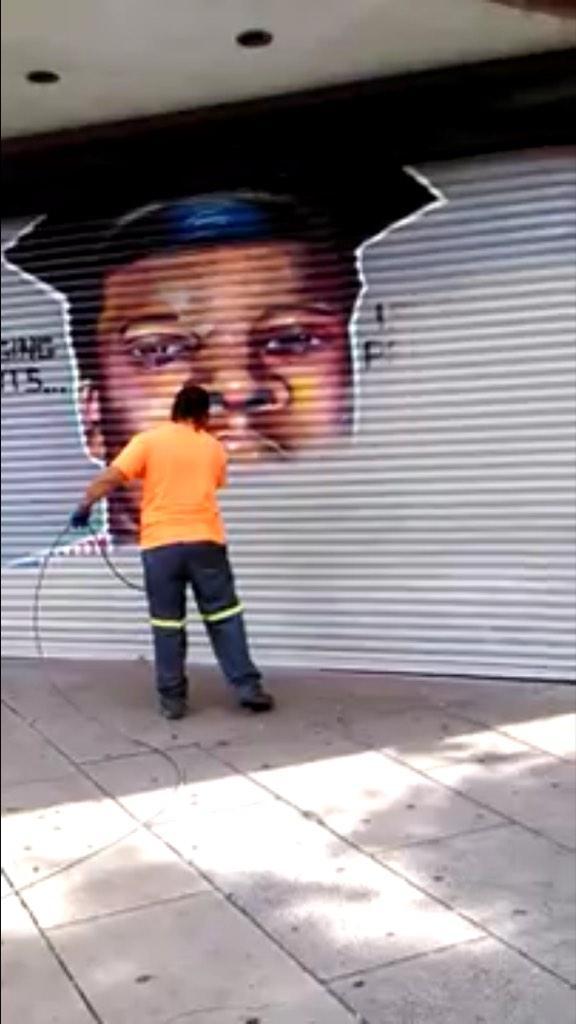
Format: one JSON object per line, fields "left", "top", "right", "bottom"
{"left": 83, "top": 466, "right": 128, "bottom": 508}
{"left": 70, "top": 466, "right": 127, "bottom": 528}
{"left": 216, "top": 443, "right": 228, "bottom": 490}
{"left": 71, "top": 432, "right": 147, "bottom": 528}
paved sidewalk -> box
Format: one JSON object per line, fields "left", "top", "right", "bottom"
{"left": 1, "top": 658, "right": 575, "bottom": 1023}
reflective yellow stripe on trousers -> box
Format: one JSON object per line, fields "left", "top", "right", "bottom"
{"left": 150, "top": 605, "right": 243, "bottom": 628}
{"left": 202, "top": 603, "right": 243, "bottom": 624}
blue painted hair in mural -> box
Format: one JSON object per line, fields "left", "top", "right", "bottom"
{"left": 8, "top": 174, "right": 436, "bottom": 383}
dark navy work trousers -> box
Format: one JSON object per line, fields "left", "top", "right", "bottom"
{"left": 142, "top": 542, "right": 261, "bottom": 700}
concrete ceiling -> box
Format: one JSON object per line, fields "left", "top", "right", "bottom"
{"left": 2, "top": 0, "right": 574, "bottom": 139}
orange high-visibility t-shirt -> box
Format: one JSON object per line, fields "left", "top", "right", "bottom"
{"left": 112, "top": 423, "right": 228, "bottom": 550}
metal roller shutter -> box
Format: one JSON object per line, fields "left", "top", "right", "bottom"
{"left": 2, "top": 148, "right": 575, "bottom": 680}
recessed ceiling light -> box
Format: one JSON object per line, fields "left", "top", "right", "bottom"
{"left": 236, "top": 29, "right": 273, "bottom": 48}
{"left": 26, "top": 70, "right": 60, "bottom": 85}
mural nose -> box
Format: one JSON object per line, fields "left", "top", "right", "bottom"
{"left": 209, "top": 386, "right": 276, "bottom": 413}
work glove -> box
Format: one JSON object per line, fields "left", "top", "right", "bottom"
{"left": 70, "top": 504, "right": 91, "bottom": 530}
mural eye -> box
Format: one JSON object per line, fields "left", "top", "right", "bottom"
{"left": 261, "top": 330, "right": 324, "bottom": 358}
{"left": 128, "top": 334, "right": 201, "bottom": 368}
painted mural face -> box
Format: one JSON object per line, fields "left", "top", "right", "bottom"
{"left": 87, "top": 241, "right": 354, "bottom": 462}
{"left": 81, "top": 239, "right": 355, "bottom": 538}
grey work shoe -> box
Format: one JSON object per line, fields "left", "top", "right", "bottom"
{"left": 159, "top": 696, "right": 188, "bottom": 720}
{"left": 238, "top": 686, "right": 275, "bottom": 713}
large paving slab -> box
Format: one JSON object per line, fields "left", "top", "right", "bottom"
{"left": 2, "top": 894, "right": 95, "bottom": 1023}
{"left": 423, "top": 677, "right": 576, "bottom": 730}
{"left": 198, "top": 718, "right": 361, "bottom": 774}
{"left": 492, "top": 711, "right": 576, "bottom": 760}
{"left": 0, "top": 670, "right": 141, "bottom": 761}
{"left": 381, "top": 823, "right": 576, "bottom": 984}
{"left": 164, "top": 997, "right": 356, "bottom": 1023}
{"left": 83, "top": 745, "right": 269, "bottom": 825}
{"left": 156, "top": 799, "right": 479, "bottom": 980}
{"left": 48, "top": 891, "right": 344, "bottom": 1024}
{"left": 1, "top": 704, "right": 76, "bottom": 785}
{"left": 331, "top": 937, "right": 576, "bottom": 1024}
{"left": 428, "top": 753, "right": 576, "bottom": 849}
{"left": 22, "top": 829, "right": 208, "bottom": 930}
{"left": 1, "top": 772, "right": 134, "bottom": 892}
{"left": 327, "top": 703, "right": 536, "bottom": 770}
{"left": 249, "top": 748, "right": 504, "bottom": 851}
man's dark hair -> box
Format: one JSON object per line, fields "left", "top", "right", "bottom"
{"left": 171, "top": 382, "right": 211, "bottom": 425}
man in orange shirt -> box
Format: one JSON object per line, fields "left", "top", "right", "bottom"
{"left": 70, "top": 382, "right": 273, "bottom": 720}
